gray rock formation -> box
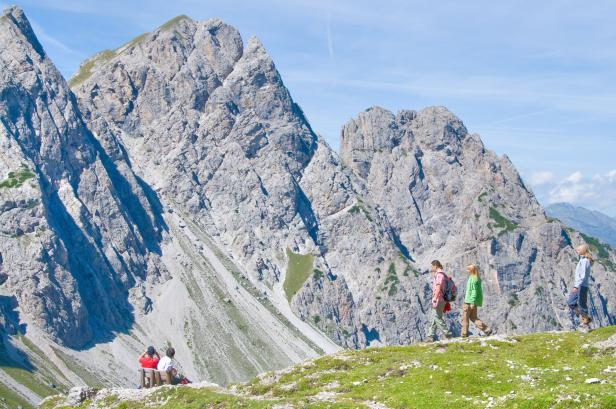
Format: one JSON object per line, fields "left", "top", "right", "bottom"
{"left": 73, "top": 11, "right": 616, "bottom": 351}
{"left": 547, "top": 202, "right": 616, "bottom": 248}
{"left": 340, "top": 106, "right": 616, "bottom": 333}
{"left": 72, "top": 13, "right": 616, "bottom": 343}
{"left": 0, "top": 5, "right": 167, "bottom": 348}
{"left": 1, "top": 6, "right": 615, "bottom": 404}
{"left": 71, "top": 15, "right": 423, "bottom": 349}
{"left": 0, "top": 8, "right": 332, "bottom": 404}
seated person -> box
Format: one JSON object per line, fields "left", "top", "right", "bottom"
{"left": 157, "top": 347, "right": 190, "bottom": 384}
{"left": 138, "top": 346, "right": 160, "bottom": 369}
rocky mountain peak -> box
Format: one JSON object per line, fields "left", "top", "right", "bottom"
{"left": 71, "top": 14, "right": 408, "bottom": 350}
{"left": 341, "top": 105, "right": 473, "bottom": 180}
{"left": 339, "top": 102, "right": 615, "bottom": 338}
{"left": 1, "top": 5, "right": 169, "bottom": 348}
{"left": 1, "top": 6, "right": 86, "bottom": 183}
{"left": 1, "top": 8, "right": 615, "bottom": 403}
{"left": 340, "top": 105, "right": 541, "bottom": 253}
{"left": 1, "top": 6, "right": 46, "bottom": 59}
{"left": 340, "top": 106, "right": 398, "bottom": 178}
{"left": 70, "top": 14, "right": 243, "bottom": 91}
{"left": 72, "top": 14, "right": 316, "bottom": 181}
{"left": 408, "top": 106, "right": 468, "bottom": 151}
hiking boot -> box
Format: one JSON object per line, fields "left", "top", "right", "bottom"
{"left": 484, "top": 328, "right": 493, "bottom": 336}
{"left": 460, "top": 334, "right": 468, "bottom": 338}
{"left": 444, "top": 333, "right": 453, "bottom": 340}
{"left": 582, "top": 315, "right": 592, "bottom": 325}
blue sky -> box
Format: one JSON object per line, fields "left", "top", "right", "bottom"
{"left": 4, "top": 0, "right": 616, "bottom": 216}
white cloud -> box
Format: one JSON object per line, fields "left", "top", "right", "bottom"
{"left": 548, "top": 170, "right": 616, "bottom": 216}
{"left": 565, "top": 171, "right": 583, "bottom": 183}
{"left": 529, "top": 171, "right": 555, "bottom": 186}
{"left": 549, "top": 182, "right": 589, "bottom": 203}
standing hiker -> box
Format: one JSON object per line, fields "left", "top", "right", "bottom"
{"left": 461, "top": 264, "right": 492, "bottom": 338}
{"left": 567, "top": 244, "right": 593, "bottom": 332}
{"left": 427, "top": 260, "right": 453, "bottom": 342}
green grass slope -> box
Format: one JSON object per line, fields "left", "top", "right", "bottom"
{"left": 0, "top": 333, "right": 72, "bottom": 409}
{"left": 0, "top": 165, "right": 35, "bottom": 188}
{"left": 283, "top": 249, "right": 314, "bottom": 301}
{"left": 41, "top": 326, "right": 616, "bottom": 409}
{"left": 0, "top": 382, "right": 31, "bottom": 409}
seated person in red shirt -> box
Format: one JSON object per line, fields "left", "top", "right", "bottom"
{"left": 138, "top": 346, "right": 160, "bottom": 369}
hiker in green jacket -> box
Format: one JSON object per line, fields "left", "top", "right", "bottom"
{"left": 461, "top": 264, "right": 492, "bottom": 338}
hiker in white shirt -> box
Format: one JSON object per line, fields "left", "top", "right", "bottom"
{"left": 157, "top": 357, "right": 174, "bottom": 372}
{"left": 157, "top": 348, "right": 177, "bottom": 374}
{"left": 157, "top": 347, "right": 190, "bottom": 384}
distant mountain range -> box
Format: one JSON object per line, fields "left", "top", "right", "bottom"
{"left": 546, "top": 203, "right": 616, "bottom": 248}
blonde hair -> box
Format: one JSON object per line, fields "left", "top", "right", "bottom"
{"left": 576, "top": 244, "right": 594, "bottom": 263}
{"left": 467, "top": 264, "right": 480, "bottom": 278}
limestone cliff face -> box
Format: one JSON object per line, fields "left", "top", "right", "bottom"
{"left": 340, "top": 106, "right": 616, "bottom": 333}
{"left": 1, "top": 7, "right": 615, "bottom": 402}
{"left": 71, "top": 15, "right": 428, "bottom": 348}
{"left": 0, "top": 9, "right": 337, "bottom": 394}
{"left": 72, "top": 14, "right": 616, "bottom": 345}
{"left": 0, "top": 6, "right": 167, "bottom": 348}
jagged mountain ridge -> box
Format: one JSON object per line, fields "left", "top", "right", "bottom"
{"left": 340, "top": 106, "right": 616, "bottom": 334}
{"left": 71, "top": 13, "right": 422, "bottom": 349}
{"left": 0, "top": 6, "right": 614, "bottom": 407}
{"left": 0, "top": 7, "right": 334, "bottom": 407}
{"left": 72, "top": 11, "right": 615, "bottom": 346}
{"left": 0, "top": 5, "right": 167, "bottom": 348}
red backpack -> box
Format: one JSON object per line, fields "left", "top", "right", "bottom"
{"left": 439, "top": 272, "right": 458, "bottom": 302}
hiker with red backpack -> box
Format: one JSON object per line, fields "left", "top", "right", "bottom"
{"left": 427, "top": 260, "right": 455, "bottom": 342}
{"left": 461, "top": 264, "right": 492, "bottom": 338}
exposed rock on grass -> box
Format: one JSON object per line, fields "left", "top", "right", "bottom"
{"left": 42, "top": 326, "right": 616, "bottom": 409}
